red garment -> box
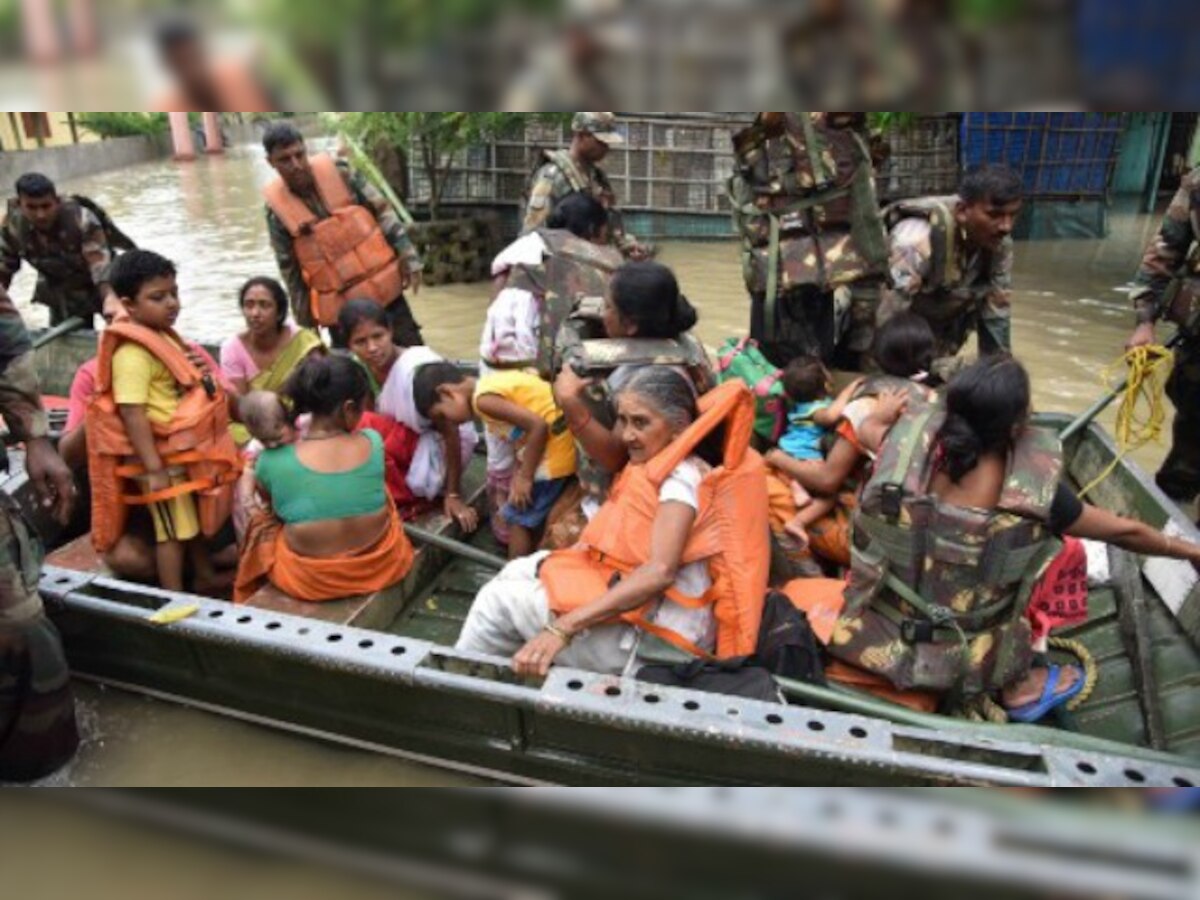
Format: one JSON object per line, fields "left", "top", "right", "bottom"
{"left": 1027, "top": 537, "right": 1090, "bottom": 642}
{"left": 356, "top": 412, "right": 432, "bottom": 520}
{"left": 65, "top": 358, "right": 99, "bottom": 433}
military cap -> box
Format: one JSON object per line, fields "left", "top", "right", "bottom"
{"left": 572, "top": 112, "right": 624, "bottom": 146}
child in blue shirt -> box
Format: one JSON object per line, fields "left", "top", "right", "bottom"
{"left": 776, "top": 356, "right": 862, "bottom": 548}
{"left": 779, "top": 356, "right": 862, "bottom": 462}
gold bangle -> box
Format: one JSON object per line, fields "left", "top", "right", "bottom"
{"left": 544, "top": 623, "right": 573, "bottom": 645}
{"left": 1164, "top": 533, "right": 1174, "bottom": 557}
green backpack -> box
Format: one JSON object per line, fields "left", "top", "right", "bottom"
{"left": 714, "top": 336, "right": 786, "bottom": 444}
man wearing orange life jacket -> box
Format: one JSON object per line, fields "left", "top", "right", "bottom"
{"left": 86, "top": 250, "right": 240, "bottom": 594}
{"left": 457, "top": 372, "right": 770, "bottom": 678}
{"left": 262, "top": 122, "right": 425, "bottom": 348}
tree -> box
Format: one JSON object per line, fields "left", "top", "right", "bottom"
{"left": 75, "top": 113, "right": 170, "bottom": 139}
{"left": 338, "top": 113, "right": 570, "bottom": 220}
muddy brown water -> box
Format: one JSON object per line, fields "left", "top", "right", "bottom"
{"left": 8, "top": 145, "right": 1181, "bottom": 786}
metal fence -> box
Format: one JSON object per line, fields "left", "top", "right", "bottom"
{"left": 404, "top": 114, "right": 961, "bottom": 236}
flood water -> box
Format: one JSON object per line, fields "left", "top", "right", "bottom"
{"left": 9, "top": 143, "right": 1180, "bottom": 786}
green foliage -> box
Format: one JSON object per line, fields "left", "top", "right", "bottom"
{"left": 76, "top": 113, "right": 170, "bottom": 139}
{"left": 337, "top": 112, "right": 571, "bottom": 219}
{"left": 868, "top": 113, "right": 920, "bottom": 133}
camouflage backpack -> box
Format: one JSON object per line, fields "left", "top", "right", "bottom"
{"left": 728, "top": 113, "right": 889, "bottom": 335}
{"left": 501, "top": 228, "right": 623, "bottom": 380}
{"left": 830, "top": 399, "right": 1064, "bottom": 697}
{"left": 714, "top": 336, "right": 786, "bottom": 445}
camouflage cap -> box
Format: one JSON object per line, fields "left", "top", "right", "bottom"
{"left": 572, "top": 112, "right": 624, "bottom": 146}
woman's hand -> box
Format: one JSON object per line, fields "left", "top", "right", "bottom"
{"left": 553, "top": 367, "right": 591, "bottom": 408}
{"left": 444, "top": 495, "right": 479, "bottom": 533}
{"left": 509, "top": 472, "right": 534, "bottom": 510}
{"left": 512, "top": 628, "right": 569, "bottom": 678}
{"left": 873, "top": 389, "right": 910, "bottom": 426}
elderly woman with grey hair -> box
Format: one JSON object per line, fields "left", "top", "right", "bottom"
{"left": 457, "top": 367, "right": 723, "bottom": 677}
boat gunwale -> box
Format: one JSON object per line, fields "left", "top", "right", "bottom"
{"left": 40, "top": 562, "right": 1200, "bottom": 788}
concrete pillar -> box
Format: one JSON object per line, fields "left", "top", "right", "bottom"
{"left": 20, "top": 0, "right": 61, "bottom": 64}
{"left": 169, "top": 112, "right": 196, "bottom": 161}
{"left": 202, "top": 113, "right": 223, "bottom": 154}
{"left": 67, "top": 0, "right": 99, "bottom": 57}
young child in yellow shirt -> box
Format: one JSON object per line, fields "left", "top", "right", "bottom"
{"left": 416, "top": 363, "right": 576, "bottom": 558}
{"left": 108, "top": 250, "right": 218, "bottom": 592}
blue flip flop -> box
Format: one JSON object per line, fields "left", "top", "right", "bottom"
{"left": 1007, "top": 665, "right": 1086, "bottom": 724}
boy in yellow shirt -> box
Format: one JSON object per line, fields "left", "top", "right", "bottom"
{"left": 417, "top": 363, "right": 575, "bottom": 558}
{"left": 107, "top": 250, "right": 217, "bottom": 592}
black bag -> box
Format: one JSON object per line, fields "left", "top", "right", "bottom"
{"left": 638, "top": 660, "right": 784, "bottom": 704}
{"left": 635, "top": 592, "right": 826, "bottom": 701}
{"left": 753, "top": 591, "right": 826, "bottom": 686}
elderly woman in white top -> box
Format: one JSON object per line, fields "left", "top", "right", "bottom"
{"left": 457, "top": 367, "right": 725, "bottom": 677}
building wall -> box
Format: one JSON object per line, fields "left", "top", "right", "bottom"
{"left": 0, "top": 112, "right": 98, "bottom": 152}
{"left": 0, "top": 133, "right": 170, "bottom": 191}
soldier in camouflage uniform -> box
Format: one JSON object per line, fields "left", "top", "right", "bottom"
{"left": 0, "top": 285, "right": 79, "bottom": 782}
{"left": 879, "top": 165, "right": 1023, "bottom": 381}
{"left": 0, "top": 173, "right": 129, "bottom": 328}
{"left": 1127, "top": 165, "right": 1200, "bottom": 509}
{"left": 523, "top": 112, "right": 654, "bottom": 262}
{"left": 729, "top": 112, "right": 890, "bottom": 369}
{"left": 263, "top": 122, "right": 425, "bottom": 347}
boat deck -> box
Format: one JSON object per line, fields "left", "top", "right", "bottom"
{"left": 389, "top": 531, "right": 502, "bottom": 645}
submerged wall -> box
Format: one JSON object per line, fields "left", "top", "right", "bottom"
{"left": 0, "top": 133, "right": 171, "bottom": 190}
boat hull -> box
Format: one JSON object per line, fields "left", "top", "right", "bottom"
{"left": 10, "top": 330, "right": 1200, "bottom": 786}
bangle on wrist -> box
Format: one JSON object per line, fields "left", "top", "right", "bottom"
{"left": 544, "top": 623, "right": 573, "bottom": 645}
{"left": 446, "top": 492, "right": 462, "bottom": 500}
{"left": 569, "top": 408, "right": 592, "bottom": 436}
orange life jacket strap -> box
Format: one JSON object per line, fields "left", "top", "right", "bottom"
{"left": 624, "top": 612, "right": 717, "bottom": 662}
{"left": 309, "top": 154, "right": 355, "bottom": 211}
{"left": 121, "top": 478, "right": 216, "bottom": 506}
{"left": 115, "top": 451, "right": 240, "bottom": 504}
{"left": 262, "top": 153, "right": 355, "bottom": 237}
{"left": 643, "top": 382, "right": 756, "bottom": 486}
{"left": 586, "top": 548, "right": 716, "bottom": 610}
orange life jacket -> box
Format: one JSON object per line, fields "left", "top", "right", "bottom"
{"left": 262, "top": 154, "right": 406, "bottom": 327}
{"left": 539, "top": 381, "right": 770, "bottom": 659}
{"left": 85, "top": 322, "right": 242, "bottom": 553}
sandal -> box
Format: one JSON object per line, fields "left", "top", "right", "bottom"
{"left": 1006, "top": 665, "right": 1086, "bottom": 724}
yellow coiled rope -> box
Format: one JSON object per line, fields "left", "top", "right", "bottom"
{"left": 1077, "top": 344, "right": 1174, "bottom": 500}
{"left": 1049, "top": 637, "right": 1099, "bottom": 712}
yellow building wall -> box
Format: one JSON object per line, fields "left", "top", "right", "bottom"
{"left": 0, "top": 113, "right": 99, "bottom": 151}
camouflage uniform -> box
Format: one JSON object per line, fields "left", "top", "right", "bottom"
{"left": 0, "top": 197, "right": 116, "bottom": 327}
{"left": 730, "top": 113, "right": 890, "bottom": 369}
{"left": 0, "top": 288, "right": 78, "bottom": 782}
{"left": 830, "top": 400, "right": 1063, "bottom": 697}
{"left": 880, "top": 196, "right": 1014, "bottom": 379}
{"left": 523, "top": 113, "right": 651, "bottom": 260}
{"left": 266, "top": 160, "right": 424, "bottom": 345}
{"left": 1131, "top": 166, "right": 1200, "bottom": 503}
